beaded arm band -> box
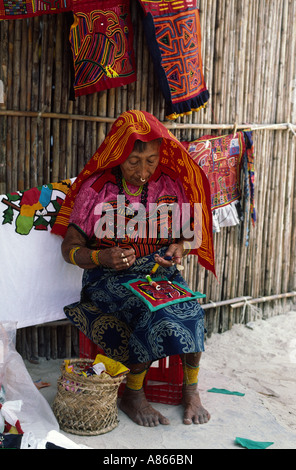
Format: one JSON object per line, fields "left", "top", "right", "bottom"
{"left": 90, "top": 250, "right": 101, "bottom": 266}
{"left": 69, "top": 246, "right": 80, "bottom": 266}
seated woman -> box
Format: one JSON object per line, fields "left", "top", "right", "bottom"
{"left": 52, "top": 110, "right": 215, "bottom": 427}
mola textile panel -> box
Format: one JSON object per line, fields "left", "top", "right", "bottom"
{"left": 138, "top": 0, "right": 209, "bottom": 120}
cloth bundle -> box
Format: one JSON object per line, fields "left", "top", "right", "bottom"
{"left": 183, "top": 131, "right": 256, "bottom": 232}
{"left": 0, "top": 322, "right": 60, "bottom": 442}
{"left": 0, "top": 430, "right": 91, "bottom": 449}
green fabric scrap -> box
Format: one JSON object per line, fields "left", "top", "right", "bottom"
{"left": 207, "top": 388, "right": 245, "bottom": 397}
{"left": 235, "top": 438, "right": 274, "bottom": 449}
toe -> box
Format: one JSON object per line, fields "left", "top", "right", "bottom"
{"left": 159, "top": 415, "right": 170, "bottom": 425}
{"left": 148, "top": 416, "right": 158, "bottom": 427}
{"left": 183, "top": 417, "right": 193, "bottom": 425}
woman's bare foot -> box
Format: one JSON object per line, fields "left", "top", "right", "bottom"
{"left": 182, "top": 384, "right": 210, "bottom": 425}
{"left": 119, "top": 388, "right": 170, "bottom": 427}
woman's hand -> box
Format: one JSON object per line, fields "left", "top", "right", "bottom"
{"left": 98, "top": 246, "right": 136, "bottom": 271}
{"left": 153, "top": 242, "right": 184, "bottom": 268}
{"left": 62, "top": 225, "right": 136, "bottom": 270}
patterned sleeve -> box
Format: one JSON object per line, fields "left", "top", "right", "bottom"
{"left": 68, "top": 177, "right": 99, "bottom": 239}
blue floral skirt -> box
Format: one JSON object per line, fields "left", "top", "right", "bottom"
{"left": 64, "top": 248, "right": 205, "bottom": 365}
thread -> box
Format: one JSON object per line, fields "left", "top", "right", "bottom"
{"left": 146, "top": 275, "right": 161, "bottom": 291}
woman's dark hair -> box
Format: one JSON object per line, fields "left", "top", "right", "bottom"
{"left": 133, "top": 138, "right": 162, "bottom": 153}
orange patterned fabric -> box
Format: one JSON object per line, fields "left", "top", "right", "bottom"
{"left": 51, "top": 110, "right": 215, "bottom": 275}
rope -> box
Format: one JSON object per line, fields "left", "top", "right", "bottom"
{"left": 240, "top": 298, "right": 263, "bottom": 324}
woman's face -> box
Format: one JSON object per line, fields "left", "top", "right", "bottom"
{"left": 120, "top": 140, "right": 161, "bottom": 187}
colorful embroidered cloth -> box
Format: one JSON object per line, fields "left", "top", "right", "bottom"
{"left": 138, "top": 0, "right": 209, "bottom": 120}
{"left": 183, "top": 131, "right": 256, "bottom": 229}
{"left": 0, "top": 179, "right": 82, "bottom": 329}
{"left": 0, "top": 0, "right": 71, "bottom": 20}
{"left": 69, "top": 0, "right": 137, "bottom": 97}
{"left": 123, "top": 277, "right": 205, "bottom": 312}
{"left": 52, "top": 110, "right": 216, "bottom": 276}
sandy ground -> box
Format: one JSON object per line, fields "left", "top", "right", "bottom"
{"left": 25, "top": 310, "right": 296, "bottom": 450}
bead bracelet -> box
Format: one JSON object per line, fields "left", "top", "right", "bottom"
{"left": 90, "top": 250, "right": 101, "bottom": 266}
{"left": 69, "top": 246, "right": 80, "bottom": 265}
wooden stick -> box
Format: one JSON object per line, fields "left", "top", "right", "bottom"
{"left": 231, "top": 292, "right": 296, "bottom": 309}
{"left": 202, "top": 296, "right": 252, "bottom": 310}
{"left": 0, "top": 109, "right": 294, "bottom": 132}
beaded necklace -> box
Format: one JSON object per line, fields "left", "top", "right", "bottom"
{"left": 122, "top": 177, "right": 143, "bottom": 196}
{"left": 115, "top": 168, "right": 149, "bottom": 207}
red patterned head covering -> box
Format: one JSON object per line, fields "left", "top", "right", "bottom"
{"left": 52, "top": 110, "right": 215, "bottom": 275}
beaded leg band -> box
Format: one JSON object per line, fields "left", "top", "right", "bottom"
{"left": 183, "top": 363, "right": 200, "bottom": 386}
{"left": 125, "top": 367, "right": 150, "bottom": 392}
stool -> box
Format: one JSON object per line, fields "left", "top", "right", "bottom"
{"left": 79, "top": 331, "right": 104, "bottom": 358}
{"left": 79, "top": 333, "right": 184, "bottom": 405}
{"left": 144, "top": 356, "right": 184, "bottom": 405}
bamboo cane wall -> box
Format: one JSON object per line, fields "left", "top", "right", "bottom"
{"left": 0, "top": 0, "right": 295, "bottom": 360}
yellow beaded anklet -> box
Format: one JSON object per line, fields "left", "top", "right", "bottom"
{"left": 183, "top": 363, "right": 200, "bottom": 386}
{"left": 125, "top": 368, "right": 148, "bottom": 391}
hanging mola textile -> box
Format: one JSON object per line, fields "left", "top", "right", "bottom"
{"left": 0, "top": 179, "right": 82, "bottom": 329}
{"left": 0, "top": 0, "right": 72, "bottom": 19}
{"left": 69, "top": 0, "right": 137, "bottom": 97}
{"left": 138, "top": 0, "right": 209, "bottom": 120}
{"left": 183, "top": 131, "right": 256, "bottom": 233}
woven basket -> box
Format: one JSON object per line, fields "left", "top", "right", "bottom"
{"left": 52, "top": 359, "right": 126, "bottom": 436}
